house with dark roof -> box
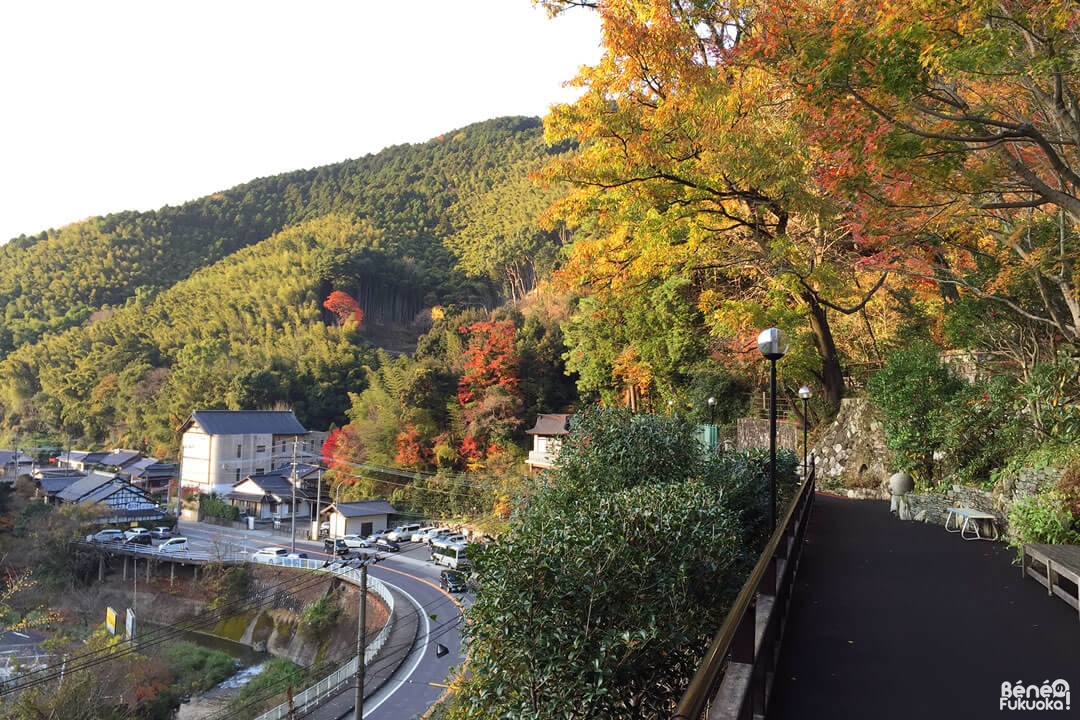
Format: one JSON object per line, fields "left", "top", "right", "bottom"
{"left": 0, "top": 450, "right": 34, "bottom": 483}
{"left": 33, "top": 468, "right": 87, "bottom": 501}
{"left": 525, "top": 413, "right": 574, "bottom": 475}
{"left": 322, "top": 500, "right": 396, "bottom": 539}
{"left": 178, "top": 410, "right": 315, "bottom": 495}
{"left": 119, "top": 457, "right": 178, "bottom": 493}
{"left": 97, "top": 449, "right": 144, "bottom": 471}
{"left": 55, "top": 471, "right": 165, "bottom": 525}
{"left": 225, "top": 469, "right": 314, "bottom": 524}
{"left": 57, "top": 450, "right": 109, "bottom": 472}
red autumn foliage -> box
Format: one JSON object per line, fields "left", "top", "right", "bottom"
{"left": 322, "top": 426, "right": 362, "bottom": 470}
{"left": 323, "top": 290, "right": 364, "bottom": 327}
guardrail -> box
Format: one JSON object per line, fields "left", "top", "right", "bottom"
{"left": 671, "top": 459, "right": 816, "bottom": 720}
{"left": 251, "top": 559, "right": 396, "bottom": 720}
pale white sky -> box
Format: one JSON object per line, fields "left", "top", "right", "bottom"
{"left": 0, "top": 1, "right": 602, "bottom": 242}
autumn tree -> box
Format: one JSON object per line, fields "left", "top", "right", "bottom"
{"left": 759, "top": 0, "right": 1080, "bottom": 370}
{"left": 457, "top": 319, "right": 523, "bottom": 462}
{"left": 538, "top": 0, "right": 902, "bottom": 412}
{"left": 323, "top": 290, "right": 364, "bottom": 327}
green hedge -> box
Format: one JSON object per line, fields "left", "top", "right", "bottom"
{"left": 199, "top": 493, "right": 241, "bottom": 521}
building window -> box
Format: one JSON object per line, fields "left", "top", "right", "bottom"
{"left": 256, "top": 445, "right": 266, "bottom": 453}
{"left": 235, "top": 469, "right": 241, "bottom": 482}
{"left": 236, "top": 444, "right": 242, "bottom": 458}
{"left": 255, "top": 467, "right": 264, "bottom": 475}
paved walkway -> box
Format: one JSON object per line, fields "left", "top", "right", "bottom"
{"left": 769, "top": 494, "right": 1080, "bottom": 719}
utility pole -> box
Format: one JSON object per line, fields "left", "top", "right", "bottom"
{"left": 353, "top": 561, "right": 370, "bottom": 720}
{"left": 290, "top": 437, "right": 298, "bottom": 554}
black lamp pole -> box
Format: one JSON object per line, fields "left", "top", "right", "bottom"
{"left": 799, "top": 386, "right": 812, "bottom": 477}
{"left": 758, "top": 328, "right": 788, "bottom": 535}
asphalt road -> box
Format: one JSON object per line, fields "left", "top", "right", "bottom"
{"left": 174, "top": 518, "right": 467, "bottom": 719}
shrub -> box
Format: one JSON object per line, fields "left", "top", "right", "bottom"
{"left": 1006, "top": 491, "right": 1080, "bottom": 559}
{"left": 301, "top": 594, "right": 341, "bottom": 638}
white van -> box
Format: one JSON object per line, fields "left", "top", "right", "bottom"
{"left": 159, "top": 537, "right": 189, "bottom": 553}
{"left": 89, "top": 529, "right": 124, "bottom": 543}
{"left": 386, "top": 523, "right": 422, "bottom": 542}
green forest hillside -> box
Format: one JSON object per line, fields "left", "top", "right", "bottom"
{"left": 0, "top": 117, "right": 571, "bottom": 453}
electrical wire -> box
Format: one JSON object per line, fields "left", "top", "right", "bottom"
{"left": 1, "top": 559, "right": 345, "bottom": 695}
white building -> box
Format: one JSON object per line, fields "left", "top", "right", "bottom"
{"left": 178, "top": 410, "right": 314, "bottom": 496}
{"left": 525, "top": 413, "right": 573, "bottom": 475}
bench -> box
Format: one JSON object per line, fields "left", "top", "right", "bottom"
{"left": 1022, "top": 544, "right": 1080, "bottom": 621}
{"left": 944, "top": 507, "right": 1000, "bottom": 541}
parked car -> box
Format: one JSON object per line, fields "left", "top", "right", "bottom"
{"left": 440, "top": 570, "right": 467, "bottom": 593}
{"left": 158, "top": 537, "right": 188, "bottom": 553}
{"left": 252, "top": 547, "right": 288, "bottom": 563}
{"left": 88, "top": 529, "right": 124, "bottom": 543}
{"left": 324, "top": 538, "right": 349, "bottom": 556}
{"left": 422, "top": 528, "right": 451, "bottom": 543}
{"left": 124, "top": 528, "right": 150, "bottom": 541}
{"left": 375, "top": 539, "right": 400, "bottom": 552}
{"left": 150, "top": 526, "right": 173, "bottom": 540}
{"left": 342, "top": 534, "right": 372, "bottom": 549}
{"left": 124, "top": 533, "right": 152, "bottom": 546}
{"left": 411, "top": 526, "right": 437, "bottom": 543}
{"left": 386, "top": 524, "right": 422, "bottom": 542}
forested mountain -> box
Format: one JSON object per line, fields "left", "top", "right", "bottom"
{"left": 0, "top": 117, "right": 572, "bottom": 454}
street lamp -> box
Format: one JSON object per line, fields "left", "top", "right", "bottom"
{"left": 798, "top": 386, "right": 812, "bottom": 477}
{"left": 757, "top": 328, "right": 789, "bottom": 534}
{"left": 708, "top": 396, "right": 716, "bottom": 425}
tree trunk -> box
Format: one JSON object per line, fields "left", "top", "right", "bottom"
{"left": 804, "top": 293, "right": 846, "bottom": 413}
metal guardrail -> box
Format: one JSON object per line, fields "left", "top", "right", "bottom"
{"left": 251, "top": 560, "right": 396, "bottom": 720}
{"left": 671, "top": 459, "right": 816, "bottom": 720}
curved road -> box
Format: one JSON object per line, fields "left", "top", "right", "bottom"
{"left": 175, "top": 520, "right": 466, "bottom": 719}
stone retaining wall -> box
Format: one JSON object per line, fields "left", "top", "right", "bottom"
{"left": 906, "top": 466, "right": 1063, "bottom": 530}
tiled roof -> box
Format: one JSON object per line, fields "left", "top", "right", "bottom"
{"left": 526, "top": 413, "right": 573, "bottom": 436}
{"left": 327, "top": 500, "right": 396, "bottom": 518}
{"left": 181, "top": 410, "right": 308, "bottom": 437}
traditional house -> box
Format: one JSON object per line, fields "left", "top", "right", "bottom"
{"left": 525, "top": 413, "right": 573, "bottom": 475}
{"left": 120, "top": 457, "right": 178, "bottom": 494}
{"left": 57, "top": 450, "right": 109, "bottom": 472}
{"left": 0, "top": 450, "right": 35, "bottom": 483}
{"left": 54, "top": 471, "right": 165, "bottom": 526}
{"left": 224, "top": 465, "right": 318, "bottom": 523}
{"left": 322, "top": 500, "right": 396, "bottom": 538}
{"left": 33, "top": 468, "right": 87, "bottom": 502}
{"left": 178, "top": 410, "right": 313, "bottom": 495}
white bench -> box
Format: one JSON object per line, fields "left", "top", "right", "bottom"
{"left": 944, "top": 507, "right": 1000, "bottom": 541}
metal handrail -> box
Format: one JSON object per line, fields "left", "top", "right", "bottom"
{"left": 672, "top": 459, "right": 816, "bottom": 720}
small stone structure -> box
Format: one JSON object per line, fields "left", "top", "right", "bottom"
{"left": 811, "top": 398, "right": 893, "bottom": 495}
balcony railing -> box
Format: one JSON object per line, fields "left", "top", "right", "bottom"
{"left": 672, "top": 458, "right": 816, "bottom": 720}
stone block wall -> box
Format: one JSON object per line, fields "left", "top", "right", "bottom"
{"left": 906, "top": 466, "right": 1063, "bottom": 530}
{"left": 811, "top": 398, "right": 893, "bottom": 493}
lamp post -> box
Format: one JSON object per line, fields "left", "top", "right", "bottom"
{"left": 798, "top": 386, "right": 812, "bottom": 477}
{"left": 757, "top": 327, "right": 788, "bottom": 534}
{"left": 707, "top": 396, "right": 716, "bottom": 425}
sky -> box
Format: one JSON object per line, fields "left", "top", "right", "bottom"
{"left": 0, "top": 1, "right": 603, "bottom": 243}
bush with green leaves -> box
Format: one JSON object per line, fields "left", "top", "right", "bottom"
{"left": 867, "top": 341, "right": 967, "bottom": 485}
{"left": 199, "top": 493, "right": 241, "bottom": 521}
{"left": 1006, "top": 490, "right": 1080, "bottom": 559}
{"left": 162, "top": 640, "right": 237, "bottom": 693}
{"left": 301, "top": 594, "right": 341, "bottom": 638}
{"left": 445, "top": 406, "right": 796, "bottom": 720}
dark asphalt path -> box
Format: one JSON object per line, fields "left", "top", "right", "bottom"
{"left": 769, "top": 494, "right": 1080, "bottom": 719}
